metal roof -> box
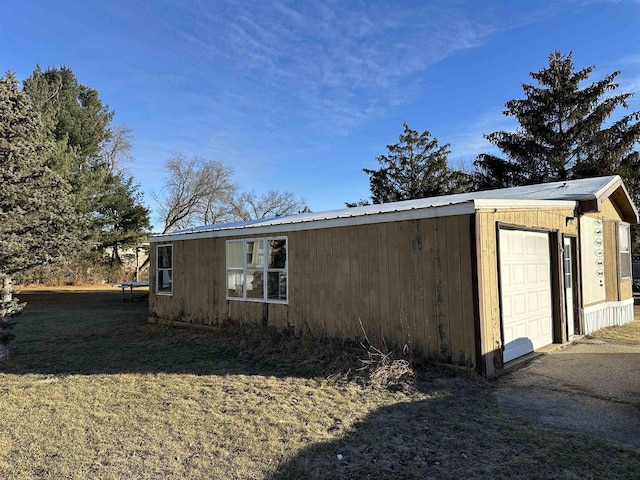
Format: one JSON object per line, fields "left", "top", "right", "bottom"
{"left": 150, "top": 175, "right": 637, "bottom": 242}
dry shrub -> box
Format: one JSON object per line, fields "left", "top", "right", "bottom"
{"left": 15, "top": 258, "right": 147, "bottom": 286}
{"left": 195, "top": 319, "right": 416, "bottom": 390}
{"left": 356, "top": 318, "right": 415, "bottom": 390}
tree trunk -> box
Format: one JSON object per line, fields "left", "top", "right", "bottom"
{"left": 0, "top": 274, "right": 23, "bottom": 362}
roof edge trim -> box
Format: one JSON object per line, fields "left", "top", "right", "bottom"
{"left": 473, "top": 199, "right": 577, "bottom": 209}
{"left": 149, "top": 201, "right": 478, "bottom": 243}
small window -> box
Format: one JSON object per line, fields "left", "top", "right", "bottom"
{"left": 226, "top": 237, "right": 288, "bottom": 303}
{"left": 156, "top": 244, "right": 173, "bottom": 295}
{"left": 226, "top": 241, "right": 244, "bottom": 298}
{"left": 619, "top": 223, "right": 632, "bottom": 279}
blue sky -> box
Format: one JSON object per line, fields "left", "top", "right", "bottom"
{"left": 2, "top": 0, "right": 640, "bottom": 226}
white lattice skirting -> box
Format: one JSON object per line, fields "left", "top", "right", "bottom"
{"left": 583, "top": 298, "right": 635, "bottom": 335}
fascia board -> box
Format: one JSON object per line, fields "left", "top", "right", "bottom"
{"left": 148, "top": 201, "right": 477, "bottom": 243}
{"left": 473, "top": 199, "right": 577, "bottom": 209}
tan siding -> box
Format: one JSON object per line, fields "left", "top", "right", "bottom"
{"left": 358, "top": 225, "right": 373, "bottom": 335}
{"left": 604, "top": 220, "right": 620, "bottom": 301}
{"left": 386, "top": 222, "right": 402, "bottom": 345}
{"left": 366, "top": 224, "right": 381, "bottom": 341}
{"left": 338, "top": 227, "right": 351, "bottom": 338}
{"left": 409, "top": 220, "right": 425, "bottom": 352}
{"left": 476, "top": 207, "right": 578, "bottom": 377}
{"left": 346, "top": 227, "right": 360, "bottom": 336}
{"left": 420, "top": 218, "right": 437, "bottom": 357}
{"left": 377, "top": 224, "right": 391, "bottom": 343}
{"left": 433, "top": 216, "right": 451, "bottom": 360}
{"left": 149, "top": 214, "right": 477, "bottom": 370}
{"left": 299, "top": 229, "right": 311, "bottom": 334}
{"left": 602, "top": 198, "right": 623, "bottom": 221}
{"left": 394, "top": 221, "right": 411, "bottom": 347}
{"left": 446, "top": 216, "right": 466, "bottom": 365}
{"left": 620, "top": 279, "right": 633, "bottom": 299}
{"left": 316, "top": 228, "right": 327, "bottom": 335}
{"left": 458, "top": 216, "right": 475, "bottom": 366}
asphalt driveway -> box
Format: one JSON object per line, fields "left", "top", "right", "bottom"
{"left": 492, "top": 337, "right": 640, "bottom": 448}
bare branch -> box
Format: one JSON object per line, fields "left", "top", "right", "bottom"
{"left": 155, "top": 153, "right": 237, "bottom": 233}
{"left": 101, "top": 124, "right": 133, "bottom": 173}
{"left": 230, "top": 190, "right": 308, "bottom": 221}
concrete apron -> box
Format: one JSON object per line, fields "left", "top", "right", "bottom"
{"left": 492, "top": 337, "right": 640, "bottom": 448}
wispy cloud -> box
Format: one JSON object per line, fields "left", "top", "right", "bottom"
{"left": 447, "top": 108, "right": 518, "bottom": 163}
{"left": 139, "top": 0, "right": 502, "bottom": 133}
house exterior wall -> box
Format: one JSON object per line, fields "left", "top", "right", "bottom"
{"left": 582, "top": 197, "right": 634, "bottom": 334}
{"left": 475, "top": 207, "right": 578, "bottom": 377}
{"left": 149, "top": 214, "right": 478, "bottom": 368}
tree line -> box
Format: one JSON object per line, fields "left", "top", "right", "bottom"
{"left": 2, "top": 51, "right": 640, "bottom": 287}
{"left": 357, "top": 52, "right": 640, "bottom": 213}
{"left": 0, "top": 65, "right": 306, "bottom": 286}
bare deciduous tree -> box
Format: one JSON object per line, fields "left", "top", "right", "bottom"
{"left": 231, "top": 190, "right": 308, "bottom": 221}
{"left": 101, "top": 124, "right": 133, "bottom": 173}
{"left": 154, "top": 154, "right": 236, "bottom": 233}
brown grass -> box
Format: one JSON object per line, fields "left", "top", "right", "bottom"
{"left": 0, "top": 290, "right": 638, "bottom": 479}
{"left": 588, "top": 306, "right": 640, "bottom": 343}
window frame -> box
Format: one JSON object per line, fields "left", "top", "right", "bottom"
{"left": 618, "top": 222, "right": 632, "bottom": 280}
{"left": 225, "top": 237, "right": 288, "bottom": 304}
{"left": 156, "top": 243, "right": 173, "bottom": 295}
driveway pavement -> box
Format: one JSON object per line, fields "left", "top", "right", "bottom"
{"left": 492, "top": 338, "right": 640, "bottom": 448}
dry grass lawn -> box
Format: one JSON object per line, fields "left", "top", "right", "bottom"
{"left": 588, "top": 305, "right": 640, "bottom": 343}
{"left": 0, "top": 290, "right": 638, "bottom": 479}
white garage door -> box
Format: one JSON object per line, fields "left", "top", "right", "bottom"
{"left": 499, "top": 229, "right": 553, "bottom": 363}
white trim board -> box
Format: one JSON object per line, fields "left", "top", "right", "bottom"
{"left": 583, "top": 298, "right": 634, "bottom": 315}
{"left": 150, "top": 202, "right": 477, "bottom": 242}
{"left": 149, "top": 199, "right": 578, "bottom": 243}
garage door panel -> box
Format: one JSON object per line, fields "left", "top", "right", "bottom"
{"left": 512, "top": 264, "right": 525, "bottom": 285}
{"left": 499, "top": 229, "right": 554, "bottom": 363}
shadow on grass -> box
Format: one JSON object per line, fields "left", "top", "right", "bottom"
{"left": 1, "top": 290, "right": 366, "bottom": 378}
{"left": 5, "top": 292, "right": 640, "bottom": 478}
{"left": 271, "top": 372, "right": 640, "bottom": 480}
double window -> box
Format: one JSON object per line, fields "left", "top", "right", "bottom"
{"left": 619, "top": 223, "right": 632, "bottom": 280}
{"left": 226, "top": 237, "right": 288, "bottom": 303}
{"left": 156, "top": 244, "right": 173, "bottom": 294}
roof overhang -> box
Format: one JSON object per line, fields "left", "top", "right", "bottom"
{"left": 591, "top": 176, "right": 639, "bottom": 224}
{"left": 149, "top": 199, "right": 579, "bottom": 243}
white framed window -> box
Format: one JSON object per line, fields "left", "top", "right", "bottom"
{"left": 226, "top": 237, "right": 288, "bottom": 303}
{"left": 156, "top": 244, "right": 173, "bottom": 295}
{"left": 619, "top": 223, "right": 632, "bottom": 279}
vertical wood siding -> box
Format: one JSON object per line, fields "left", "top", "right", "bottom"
{"left": 604, "top": 220, "right": 620, "bottom": 302}
{"left": 476, "top": 207, "right": 578, "bottom": 377}
{"left": 586, "top": 198, "right": 633, "bottom": 302}
{"left": 149, "top": 215, "right": 477, "bottom": 368}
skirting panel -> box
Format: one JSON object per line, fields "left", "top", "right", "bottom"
{"left": 583, "top": 299, "right": 634, "bottom": 335}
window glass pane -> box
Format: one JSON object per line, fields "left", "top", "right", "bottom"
{"left": 619, "top": 224, "right": 632, "bottom": 278}
{"left": 227, "top": 271, "right": 244, "bottom": 297}
{"left": 158, "top": 246, "right": 172, "bottom": 268}
{"left": 227, "top": 242, "right": 243, "bottom": 269}
{"left": 246, "top": 271, "right": 264, "bottom": 299}
{"left": 246, "top": 241, "right": 264, "bottom": 269}
{"left": 621, "top": 254, "right": 632, "bottom": 279}
{"left": 158, "top": 269, "right": 172, "bottom": 293}
{"left": 267, "top": 271, "right": 287, "bottom": 301}
{"left": 269, "top": 239, "right": 287, "bottom": 269}
{"left": 619, "top": 225, "right": 630, "bottom": 253}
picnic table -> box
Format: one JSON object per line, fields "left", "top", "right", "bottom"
{"left": 117, "top": 281, "right": 149, "bottom": 302}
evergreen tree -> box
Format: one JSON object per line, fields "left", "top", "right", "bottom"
{"left": 363, "top": 123, "right": 470, "bottom": 204}
{"left": 94, "top": 174, "right": 150, "bottom": 265}
{"left": 22, "top": 66, "right": 150, "bottom": 274}
{"left": 22, "top": 66, "right": 114, "bottom": 215}
{"left": 474, "top": 51, "right": 640, "bottom": 195}
{"left": 0, "top": 73, "right": 79, "bottom": 276}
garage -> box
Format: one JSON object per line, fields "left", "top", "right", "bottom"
{"left": 499, "top": 228, "right": 554, "bottom": 363}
